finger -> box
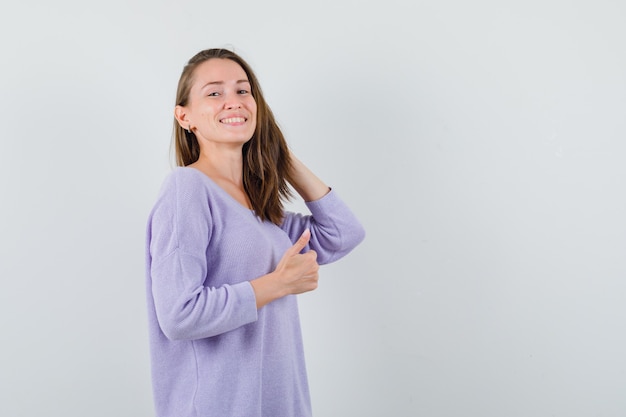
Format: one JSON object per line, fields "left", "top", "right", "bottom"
{"left": 286, "top": 229, "right": 311, "bottom": 256}
{"left": 302, "top": 257, "right": 319, "bottom": 275}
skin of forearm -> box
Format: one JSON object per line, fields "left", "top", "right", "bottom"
{"left": 288, "top": 155, "right": 330, "bottom": 202}
{"left": 249, "top": 273, "right": 287, "bottom": 309}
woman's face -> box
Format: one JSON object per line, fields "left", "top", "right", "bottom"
{"left": 178, "top": 58, "right": 257, "bottom": 148}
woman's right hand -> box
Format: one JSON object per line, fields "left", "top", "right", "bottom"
{"left": 250, "top": 229, "right": 319, "bottom": 309}
{"left": 274, "top": 229, "right": 319, "bottom": 294}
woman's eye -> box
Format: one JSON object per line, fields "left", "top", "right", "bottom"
{"left": 238, "top": 89, "right": 249, "bottom": 94}
{"left": 207, "top": 92, "right": 220, "bottom": 97}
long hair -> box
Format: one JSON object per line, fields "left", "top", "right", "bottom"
{"left": 173, "top": 48, "right": 293, "bottom": 225}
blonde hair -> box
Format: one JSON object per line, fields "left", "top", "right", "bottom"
{"left": 172, "top": 48, "right": 293, "bottom": 224}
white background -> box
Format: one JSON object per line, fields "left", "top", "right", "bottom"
{"left": 1, "top": 0, "right": 625, "bottom": 416}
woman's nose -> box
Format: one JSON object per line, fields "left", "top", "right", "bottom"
{"left": 224, "top": 94, "right": 242, "bottom": 109}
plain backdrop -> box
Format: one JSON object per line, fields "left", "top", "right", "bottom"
{"left": 1, "top": 0, "right": 625, "bottom": 416}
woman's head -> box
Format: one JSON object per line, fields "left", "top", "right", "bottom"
{"left": 175, "top": 55, "right": 257, "bottom": 156}
{"left": 174, "top": 48, "right": 263, "bottom": 166}
{"left": 172, "top": 48, "right": 293, "bottom": 224}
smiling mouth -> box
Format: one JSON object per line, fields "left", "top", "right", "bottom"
{"left": 220, "top": 117, "right": 247, "bottom": 124}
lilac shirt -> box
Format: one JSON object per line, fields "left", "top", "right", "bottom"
{"left": 145, "top": 167, "right": 365, "bottom": 417}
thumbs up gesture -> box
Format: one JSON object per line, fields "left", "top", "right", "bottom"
{"left": 274, "top": 229, "right": 319, "bottom": 294}
{"left": 250, "top": 229, "right": 319, "bottom": 309}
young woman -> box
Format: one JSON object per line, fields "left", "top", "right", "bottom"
{"left": 145, "top": 48, "right": 365, "bottom": 417}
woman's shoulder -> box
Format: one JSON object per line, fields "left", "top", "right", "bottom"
{"left": 152, "top": 167, "right": 215, "bottom": 207}
{"left": 160, "top": 166, "right": 210, "bottom": 192}
{"left": 165, "top": 166, "right": 205, "bottom": 181}
{"left": 151, "top": 167, "right": 215, "bottom": 216}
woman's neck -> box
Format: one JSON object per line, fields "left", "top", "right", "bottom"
{"left": 192, "top": 144, "right": 244, "bottom": 186}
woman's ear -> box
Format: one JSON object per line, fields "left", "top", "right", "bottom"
{"left": 174, "top": 105, "right": 190, "bottom": 129}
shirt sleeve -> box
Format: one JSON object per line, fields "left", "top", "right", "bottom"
{"left": 280, "top": 189, "right": 366, "bottom": 265}
{"left": 147, "top": 170, "right": 258, "bottom": 341}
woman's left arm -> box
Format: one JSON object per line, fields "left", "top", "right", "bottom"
{"left": 288, "top": 153, "right": 331, "bottom": 202}
{"left": 282, "top": 152, "right": 366, "bottom": 264}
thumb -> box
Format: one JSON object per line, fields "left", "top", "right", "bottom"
{"left": 287, "top": 229, "right": 311, "bottom": 256}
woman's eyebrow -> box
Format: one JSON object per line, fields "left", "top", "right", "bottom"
{"left": 200, "top": 79, "right": 250, "bottom": 90}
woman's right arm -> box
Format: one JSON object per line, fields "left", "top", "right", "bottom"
{"left": 148, "top": 171, "right": 258, "bottom": 340}
{"left": 249, "top": 229, "right": 320, "bottom": 309}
